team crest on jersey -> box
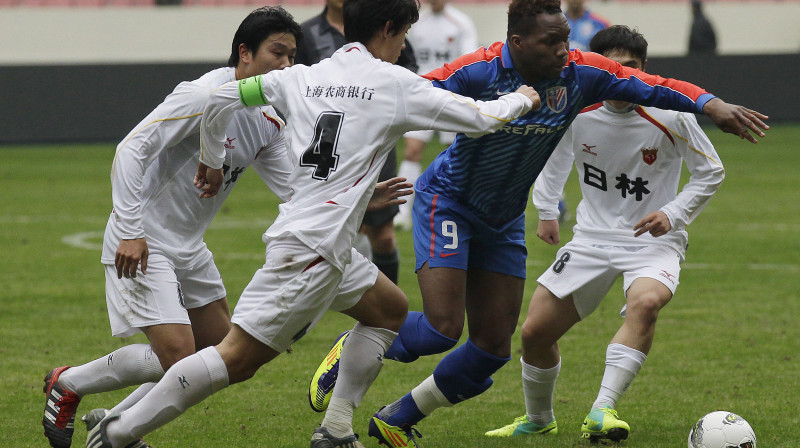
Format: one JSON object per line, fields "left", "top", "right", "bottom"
{"left": 641, "top": 147, "right": 658, "bottom": 165}
{"left": 545, "top": 86, "right": 567, "bottom": 113}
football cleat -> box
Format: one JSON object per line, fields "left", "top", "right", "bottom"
{"left": 580, "top": 407, "right": 630, "bottom": 443}
{"left": 43, "top": 366, "right": 82, "bottom": 448}
{"left": 83, "top": 409, "right": 149, "bottom": 448}
{"left": 484, "top": 415, "right": 558, "bottom": 437}
{"left": 309, "top": 426, "right": 364, "bottom": 448}
{"left": 308, "top": 331, "right": 350, "bottom": 412}
{"left": 368, "top": 412, "right": 422, "bottom": 448}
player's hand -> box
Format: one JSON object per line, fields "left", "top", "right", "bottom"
{"left": 537, "top": 219, "right": 560, "bottom": 245}
{"left": 633, "top": 211, "right": 671, "bottom": 238}
{"left": 195, "top": 162, "right": 224, "bottom": 198}
{"left": 367, "top": 177, "right": 413, "bottom": 211}
{"left": 702, "top": 98, "right": 769, "bottom": 143}
{"left": 115, "top": 238, "right": 148, "bottom": 279}
{"left": 515, "top": 85, "right": 542, "bottom": 111}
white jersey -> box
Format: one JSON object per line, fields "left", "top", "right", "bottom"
{"left": 409, "top": 4, "right": 479, "bottom": 75}
{"left": 202, "top": 42, "right": 534, "bottom": 271}
{"left": 533, "top": 103, "right": 724, "bottom": 258}
{"left": 103, "top": 67, "right": 293, "bottom": 269}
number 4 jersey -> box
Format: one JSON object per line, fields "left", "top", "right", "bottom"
{"left": 532, "top": 103, "right": 725, "bottom": 258}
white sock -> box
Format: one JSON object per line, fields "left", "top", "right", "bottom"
{"left": 592, "top": 343, "right": 646, "bottom": 410}
{"left": 410, "top": 375, "right": 453, "bottom": 416}
{"left": 107, "top": 347, "right": 229, "bottom": 446}
{"left": 321, "top": 323, "right": 396, "bottom": 438}
{"left": 110, "top": 383, "right": 157, "bottom": 413}
{"left": 59, "top": 344, "right": 164, "bottom": 396}
{"left": 521, "top": 357, "right": 561, "bottom": 425}
{"left": 396, "top": 161, "right": 421, "bottom": 223}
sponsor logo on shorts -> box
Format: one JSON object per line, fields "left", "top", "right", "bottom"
{"left": 659, "top": 270, "right": 676, "bottom": 284}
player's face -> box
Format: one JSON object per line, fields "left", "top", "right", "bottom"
{"left": 238, "top": 32, "right": 297, "bottom": 79}
{"left": 510, "top": 12, "right": 570, "bottom": 83}
{"left": 604, "top": 49, "right": 644, "bottom": 109}
{"left": 383, "top": 24, "right": 411, "bottom": 64}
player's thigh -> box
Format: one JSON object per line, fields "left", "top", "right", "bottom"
{"left": 338, "top": 254, "right": 407, "bottom": 331}
{"left": 464, "top": 268, "right": 525, "bottom": 357}
{"left": 537, "top": 241, "right": 620, "bottom": 320}
{"left": 104, "top": 254, "right": 190, "bottom": 338}
{"left": 522, "top": 283, "right": 581, "bottom": 347}
{"left": 620, "top": 245, "right": 680, "bottom": 314}
{"left": 412, "top": 189, "right": 474, "bottom": 273}
{"left": 178, "top": 254, "right": 232, "bottom": 348}
{"left": 231, "top": 237, "right": 343, "bottom": 354}
{"left": 416, "top": 263, "right": 468, "bottom": 339}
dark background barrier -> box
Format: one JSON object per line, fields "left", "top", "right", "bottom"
{"left": 1, "top": 54, "right": 796, "bottom": 145}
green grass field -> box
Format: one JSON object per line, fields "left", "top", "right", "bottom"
{"left": 2, "top": 125, "right": 798, "bottom": 447}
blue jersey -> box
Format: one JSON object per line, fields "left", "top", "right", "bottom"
{"left": 416, "top": 42, "right": 715, "bottom": 223}
{"left": 567, "top": 10, "right": 610, "bottom": 51}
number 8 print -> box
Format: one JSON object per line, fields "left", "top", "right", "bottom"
{"left": 552, "top": 252, "right": 571, "bottom": 274}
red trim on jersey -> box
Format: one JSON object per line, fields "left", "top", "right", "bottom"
{"left": 580, "top": 103, "right": 603, "bottom": 114}
{"left": 428, "top": 194, "right": 439, "bottom": 258}
{"left": 326, "top": 200, "right": 339, "bottom": 205}
{"left": 423, "top": 41, "right": 504, "bottom": 81}
{"left": 352, "top": 152, "right": 378, "bottom": 187}
{"left": 635, "top": 107, "right": 676, "bottom": 145}
{"left": 346, "top": 46, "right": 361, "bottom": 53}
{"left": 570, "top": 50, "right": 708, "bottom": 102}
{"left": 262, "top": 111, "right": 281, "bottom": 131}
{"left": 303, "top": 256, "right": 325, "bottom": 272}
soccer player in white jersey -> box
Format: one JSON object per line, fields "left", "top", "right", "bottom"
{"left": 485, "top": 25, "right": 725, "bottom": 443}
{"left": 39, "top": 8, "right": 302, "bottom": 448}
{"left": 396, "top": 0, "right": 479, "bottom": 229}
{"left": 79, "top": 0, "right": 539, "bottom": 447}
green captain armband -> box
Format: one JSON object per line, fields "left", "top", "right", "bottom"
{"left": 238, "top": 75, "right": 269, "bottom": 107}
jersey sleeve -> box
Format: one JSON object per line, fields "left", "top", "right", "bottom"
{"left": 422, "top": 43, "right": 500, "bottom": 97}
{"left": 250, "top": 111, "right": 294, "bottom": 202}
{"left": 532, "top": 126, "right": 576, "bottom": 220}
{"left": 659, "top": 112, "right": 725, "bottom": 230}
{"left": 111, "top": 81, "right": 208, "bottom": 239}
{"left": 397, "top": 69, "right": 533, "bottom": 137}
{"left": 573, "top": 51, "right": 716, "bottom": 114}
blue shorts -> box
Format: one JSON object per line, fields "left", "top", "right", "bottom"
{"left": 412, "top": 189, "right": 527, "bottom": 278}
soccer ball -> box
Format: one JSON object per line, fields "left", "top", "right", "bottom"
{"left": 688, "top": 411, "right": 756, "bottom": 448}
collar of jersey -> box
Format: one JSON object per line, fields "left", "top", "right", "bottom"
{"left": 339, "top": 42, "right": 372, "bottom": 59}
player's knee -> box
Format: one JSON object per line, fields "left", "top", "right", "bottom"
{"left": 628, "top": 292, "right": 667, "bottom": 324}
{"left": 380, "top": 288, "right": 409, "bottom": 332}
{"left": 425, "top": 313, "right": 464, "bottom": 341}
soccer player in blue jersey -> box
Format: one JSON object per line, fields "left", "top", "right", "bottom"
{"left": 310, "top": 0, "right": 768, "bottom": 446}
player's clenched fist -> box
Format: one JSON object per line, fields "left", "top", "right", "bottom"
{"left": 515, "top": 85, "right": 542, "bottom": 111}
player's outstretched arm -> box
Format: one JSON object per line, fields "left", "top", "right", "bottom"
{"left": 368, "top": 177, "right": 414, "bottom": 211}
{"left": 702, "top": 98, "right": 769, "bottom": 143}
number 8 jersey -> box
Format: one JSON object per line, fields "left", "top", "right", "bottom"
{"left": 201, "top": 42, "right": 535, "bottom": 271}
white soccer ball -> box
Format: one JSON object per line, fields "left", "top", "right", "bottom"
{"left": 688, "top": 411, "right": 757, "bottom": 448}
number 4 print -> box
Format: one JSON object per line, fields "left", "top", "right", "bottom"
{"left": 301, "top": 111, "right": 344, "bottom": 180}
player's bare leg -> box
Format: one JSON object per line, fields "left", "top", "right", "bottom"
{"left": 188, "top": 297, "right": 232, "bottom": 351}
{"left": 363, "top": 221, "right": 400, "bottom": 284}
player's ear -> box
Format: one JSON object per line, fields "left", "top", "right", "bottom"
{"left": 509, "top": 34, "right": 523, "bottom": 50}
{"left": 239, "top": 43, "right": 251, "bottom": 64}
{"left": 642, "top": 59, "right": 648, "bottom": 73}
{"left": 382, "top": 21, "right": 393, "bottom": 39}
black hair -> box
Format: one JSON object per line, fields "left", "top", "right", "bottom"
{"left": 343, "top": 0, "right": 420, "bottom": 44}
{"left": 589, "top": 25, "right": 648, "bottom": 62}
{"left": 228, "top": 6, "right": 303, "bottom": 67}
{"left": 507, "top": 0, "right": 562, "bottom": 39}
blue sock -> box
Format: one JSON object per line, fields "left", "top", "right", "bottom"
{"left": 379, "top": 393, "right": 425, "bottom": 428}
{"left": 384, "top": 311, "right": 458, "bottom": 363}
{"left": 432, "top": 338, "right": 511, "bottom": 405}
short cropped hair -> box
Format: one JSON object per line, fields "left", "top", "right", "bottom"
{"left": 228, "top": 7, "right": 303, "bottom": 67}
{"left": 589, "top": 25, "right": 648, "bottom": 62}
{"left": 343, "top": 0, "right": 420, "bottom": 45}
{"left": 507, "top": 0, "right": 562, "bottom": 39}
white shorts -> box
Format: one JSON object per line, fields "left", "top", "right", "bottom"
{"left": 104, "top": 252, "right": 227, "bottom": 337}
{"left": 537, "top": 241, "right": 681, "bottom": 320}
{"left": 404, "top": 129, "right": 456, "bottom": 145}
{"left": 232, "top": 238, "right": 378, "bottom": 353}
